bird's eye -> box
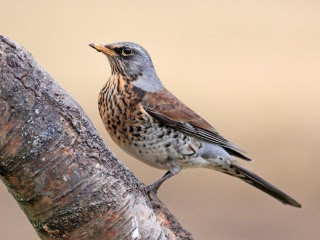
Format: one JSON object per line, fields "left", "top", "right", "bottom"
{"left": 122, "top": 47, "right": 132, "bottom": 56}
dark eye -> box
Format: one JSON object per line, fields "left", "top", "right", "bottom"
{"left": 122, "top": 47, "right": 132, "bottom": 56}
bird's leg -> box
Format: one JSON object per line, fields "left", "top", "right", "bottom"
{"left": 146, "top": 164, "right": 182, "bottom": 195}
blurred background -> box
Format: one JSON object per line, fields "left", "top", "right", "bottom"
{"left": 0, "top": 1, "right": 319, "bottom": 239}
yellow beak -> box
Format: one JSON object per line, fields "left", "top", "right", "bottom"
{"left": 89, "top": 43, "right": 117, "bottom": 56}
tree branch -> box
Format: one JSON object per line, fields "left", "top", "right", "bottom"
{"left": 0, "top": 35, "right": 194, "bottom": 240}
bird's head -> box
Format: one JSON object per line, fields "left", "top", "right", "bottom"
{"left": 90, "top": 42, "right": 151, "bottom": 76}
{"left": 90, "top": 42, "right": 163, "bottom": 92}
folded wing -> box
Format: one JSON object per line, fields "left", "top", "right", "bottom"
{"left": 141, "top": 89, "right": 251, "bottom": 161}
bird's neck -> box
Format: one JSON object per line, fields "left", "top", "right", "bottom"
{"left": 100, "top": 73, "right": 145, "bottom": 108}
{"left": 131, "top": 70, "right": 164, "bottom": 93}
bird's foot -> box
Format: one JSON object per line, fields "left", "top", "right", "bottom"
{"left": 145, "top": 165, "right": 182, "bottom": 196}
{"left": 145, "top": 182, "right": 162, "bottom": 195}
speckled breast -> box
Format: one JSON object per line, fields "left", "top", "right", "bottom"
{"left": 98, "top": 74, "right": 147, "bottom": 144}
{"left": 98, "top": 74, "right": 202, "bottom": 169}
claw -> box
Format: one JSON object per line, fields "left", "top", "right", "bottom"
{"left": 145, "top": 182, "right": 161, "bottom": 195}
{"left": 145, "top": 164, "right": 182, "bottom": 195}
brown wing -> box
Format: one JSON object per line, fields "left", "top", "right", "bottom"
{"left": 141, "top": 89, "right": 251, "bottom": 161}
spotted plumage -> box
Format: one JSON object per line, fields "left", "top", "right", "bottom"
{"left": 98, "top": 73, "right": 206, "bottom": 169}
{"left": 90, "top": 42, "right": 301, "bottom": 208}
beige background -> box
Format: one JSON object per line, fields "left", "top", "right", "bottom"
{"left": 1, "top": 1, "right": 319, "bottom": 239}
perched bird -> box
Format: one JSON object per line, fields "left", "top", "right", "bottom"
{"left": 90, "top": 42, "right": 301, "bottom": 208}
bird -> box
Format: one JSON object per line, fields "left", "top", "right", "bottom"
{"left": 89, "top": 42, "right": 301, "bottom": 208}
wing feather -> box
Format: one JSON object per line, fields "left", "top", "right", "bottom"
{"left": 141, "top": 89, "right": 251, "bottom": 161}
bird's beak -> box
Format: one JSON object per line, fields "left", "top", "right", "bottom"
{"left": 89, "top": 43, "right": 117, "bottom": 56}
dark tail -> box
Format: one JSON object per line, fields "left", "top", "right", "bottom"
{"left": 231, "top": 164, "right": 301, "bottom": 208}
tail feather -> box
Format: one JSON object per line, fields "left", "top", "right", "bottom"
{"left": 231, "top": 164, "right": 301, "bottom": 208}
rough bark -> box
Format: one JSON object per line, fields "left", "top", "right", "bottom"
{"left": 0, "top": 35, "right": 194, "bottom": 240}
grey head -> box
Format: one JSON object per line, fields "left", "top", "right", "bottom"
{"left": 89, "top": 42, "right": 164, "bottom": 92}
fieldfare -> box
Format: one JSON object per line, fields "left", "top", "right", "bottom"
{"left": 89, "top": 42, "right": 301, "bottom": 208}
